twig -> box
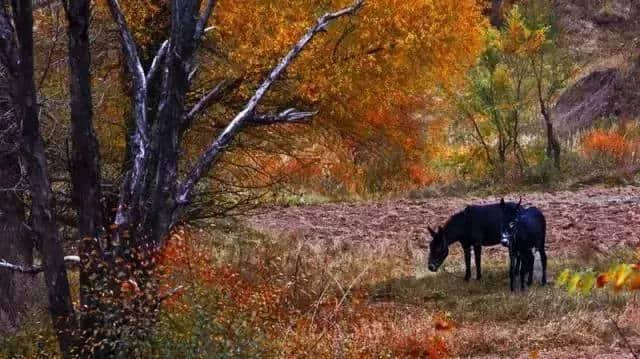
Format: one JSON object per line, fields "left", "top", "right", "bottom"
{"left": 0, "top": 255, "right": 80, "bottom": 274}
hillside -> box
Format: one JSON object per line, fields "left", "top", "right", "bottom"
{"left": 552, "top": 0, "right": 640, "bottom": 136}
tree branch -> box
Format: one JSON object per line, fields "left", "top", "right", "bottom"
{"left": 183, "top": 79, "right": 229, "bottom": 124}
{"left": 146, "top": 40, "right": 169, "bottom": 84}
{"left": 0, "top": 2, "right": 19, "bottom": 76}
{"left": 106, "top": 0, "right": 150, "bottom": 226}
{"left": 176, "top": 0, "right": 364, "bottom": 206}
{"left": 0, "top": 256, "right": 80, "bottom": 274}
{"left": 248, "top": 108, "right": 317, "bottom": 126}
{"left": 158, "top": 285, "right": 186, "bottom": 302}
{"left": 194, "top": 0, "right": 217, "bottom": 43}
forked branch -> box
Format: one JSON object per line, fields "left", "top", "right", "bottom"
{"left": 106, "top": 0, "right": 150, "bottom": 226}
{"left": 146, "top": 40, "right": 169, "bottom": 84}
{"left": 176, "top": 0, "right": 365, "bottom": 205}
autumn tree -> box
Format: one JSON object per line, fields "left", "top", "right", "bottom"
{"left": 0, "top": 0, "right": 489, "bottom": 356}
{"left": 1, "top": 0, "right": 365, "bottom": 357}
{"left": 453, "top": 2, "right": 571, "bottom": 178}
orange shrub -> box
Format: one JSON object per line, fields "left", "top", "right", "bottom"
{"left": 582, "top": 130, "right": 631, "bottom": 163}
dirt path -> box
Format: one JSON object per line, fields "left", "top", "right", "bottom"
{"left": 248, "top": 185, "right": 640, "bottom": 258}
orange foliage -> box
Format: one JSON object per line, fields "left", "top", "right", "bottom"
{"left": 156, "top": 227, "right": 454, "bottom": 356}
{"left": 582, "top": 130, "right": 631, "bottom": 163}
{"left": 208, "top": 0, "right": 486, "bottom": 193}
{"left": 389, "top": 333, "right": 449, "bottom": 358}
{"left": 409, "top": 163, "right": 436, "bottom": 186}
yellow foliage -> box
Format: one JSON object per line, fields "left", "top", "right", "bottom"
{"left": 500, "top": 6, "right": 547, "bottom": 56}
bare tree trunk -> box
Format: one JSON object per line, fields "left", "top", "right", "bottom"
{"left": 490, "top": 0, "right": 504, "bottom": 28}
{"left": 147, "top": 0, "right": 204, "bottom": 244}
{"left": 1, "top": 1, "right": 77, "bottom": 356}
{"left": 62, "top": 1, "right": 104, "bottom": 356}
{"left": 0, "top": 105, "right": 30, "bottom": 327}
{"left": 541, "top": 105, "right": 561, "bottom": 168}
{"left": 534, "top": 58, "right": 561, "bottom": 169}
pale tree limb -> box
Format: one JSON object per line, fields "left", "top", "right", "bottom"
{"left": 176, "top": 0, "right": 365, "bottom": 205}
{"left": 106, "top": 0, "right": 150, "bottom": 226}
{"left": 0, "top": 256, "right": 81, "bottom": 274}
{"left": 146, "top": 40, "right": 169, "bottom": 84}
{"left": 249, "top": 108, "right": 317, "bottom": 126}
{"left": 188, "top": 65, "right": 199, "bottom": 82}
{"left": 183, "top": 79, "right": 229, "bottom": 123}
{"left": 194, "top": 0, "right": 217, "bottom": 43}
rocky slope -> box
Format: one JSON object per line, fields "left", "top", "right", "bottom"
{"left": 551, "top": 0, "right": 640, "bottom": 135}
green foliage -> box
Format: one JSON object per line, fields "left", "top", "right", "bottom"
{"left": 144, "top": 285, "right": 276, "bottom": 358}
{"left": 0, "top": 311, "right": 59, "bottom": 358}
{"left": 443, "top": 0, "right": 575, "bottom": 188}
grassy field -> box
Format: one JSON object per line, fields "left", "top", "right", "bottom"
{"left": 2, "top": 186, "right": 640, "bottom": 358}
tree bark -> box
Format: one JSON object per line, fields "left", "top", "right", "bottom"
{"left": 534, "top": 58, "right": 561, "bottom": 169}
{"left": 62, "top": 1, "right": 104, "bottom": 356}
{"left": 490, "top": 0, "right": 504, "bottom": 28}
{"left": 147, "top": 0, "right": 204, "bottom": 244}
{"left": 0, "top": 103, "right": 30, "bottom": 327}
{"left": 2, "top": 0, "right": 77, "bottom": 356}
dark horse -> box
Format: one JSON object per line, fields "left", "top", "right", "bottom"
{"left": 500, "top": 205, "right": 547, "bottom": 291}
{"left": 427, "top": 199, "right": 520, "bottom": 281}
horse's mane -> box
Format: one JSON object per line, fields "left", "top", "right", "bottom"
{"left": 443, "top": 208, "right": 467, "bottom": 233}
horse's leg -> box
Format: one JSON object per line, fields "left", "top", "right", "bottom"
{"left": 474, "top": 245, "right": 482, "bottom": 280}
{"left": 539, "top": 246, "right": 547, "bottom": 285}
{"left": 463, "top": 245, "right": 471, "bottom": 281}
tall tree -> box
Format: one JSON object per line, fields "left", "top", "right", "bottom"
{"left": 2, "top": 0, "right": 366, "bottom": 356}
{"left": 0, "top": 0, "right": 77, "bottom": 355}
{"left": 0, "top": 67, "right": 31, "bottom": 326}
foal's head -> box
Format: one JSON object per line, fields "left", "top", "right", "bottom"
{"left": 500, "top": 197, "right": 523, "bottom": 247}
{"left": 427, "top": 226, "right": 448, "bottom": 272}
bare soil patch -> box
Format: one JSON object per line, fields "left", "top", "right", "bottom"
{"left": 248, "top": 185, "right": 640, "bottom": 259}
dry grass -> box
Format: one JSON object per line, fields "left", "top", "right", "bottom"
{"left": 185, "top": 220, "right": 640, "bottom": 357}
{"left": 2, "top": 211, "right": 639, "bottom": 358}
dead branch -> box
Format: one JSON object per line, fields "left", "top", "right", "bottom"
{"left": 146, "top": 40, "right": 169, "bottom": 84}
{"left": 106, "top": 0, "right": 150, "bottom": 226}
{"left": 183, "top": 79, "right": 229, "bottom": 123}
{"left": 194, "top": 0, "right": 217, "bottom": 43}
{"left": 0, "top": 256, "right": 81, "bottom": 274}
{"left": 248, "top": 108, "right": 317, "bottom": 126}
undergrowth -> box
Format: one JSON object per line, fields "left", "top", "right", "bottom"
{"left": 2, "top": 220, "right": 638, "bottom": 358}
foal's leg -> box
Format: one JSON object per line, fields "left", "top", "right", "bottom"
{"left": 519, "top": 252, "right": 528, "bottom": 290}
{"left": 527, "top": 250, "right": 534, "bottom": 286}
{"left": 509, "top": 247, "right": 517, "bottom": 291}
{"left": 474, "top": 245, "right": 482, "bottom": 280}
{"left": 539, "top": 246, "right": 547, "bottom": 285}
{"left": 463, "top": 245, "right": 472, "bottom": 281}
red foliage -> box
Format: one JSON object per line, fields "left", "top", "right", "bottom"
{"left": 582, "top": 130, "right": 631, "bottom": 163}
{"left": 155, "top": 227, "right": 453, "bottom": 357}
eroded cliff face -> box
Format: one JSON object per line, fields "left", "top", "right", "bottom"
{"left": 550, "top": 0, "right": 640, "bottom": 136}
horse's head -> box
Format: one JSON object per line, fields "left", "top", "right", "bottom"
{"left": 427, "top": 225, "right": 449, "bottom": 272}
{"left": 499, "top": 197, "right": 523, "bottom": 247}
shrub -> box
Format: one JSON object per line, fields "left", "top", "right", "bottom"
{"left": 582, "top": 130, "right": 631, "bottom": 165}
